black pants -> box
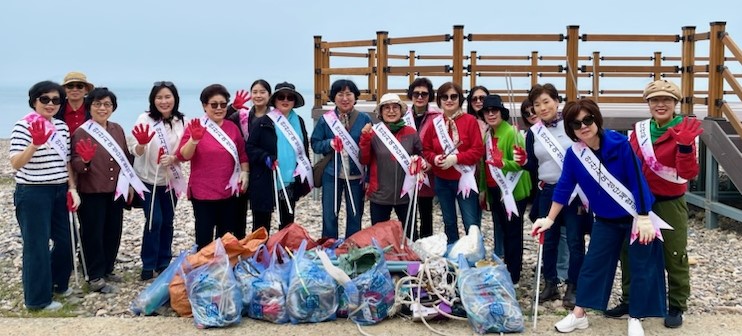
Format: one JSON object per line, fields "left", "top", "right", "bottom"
{"left": 191, "top": 196, "right": 237, "bottom": 250}
{"left": 234, "top": 192, "right": 249, "bottom": 239}
{"left": 487, "top": 187, "right": 527, "bottom": 284}
{"left": 78, "top": 192, "right": 124, "bottom": 281}
{"left": 370, "top": 202, "right": 412, "bottom": 239}
{"left": 252, "top": 194, "right": 296, "bottom": 234}
{"left": 417, "top": 196, "right": 434, "bottom": 238}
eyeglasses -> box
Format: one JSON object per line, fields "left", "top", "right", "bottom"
{"left": 568, "top": 115, "right": 596, "bottom": 130}
{"left": 91, "top": 101, "right": 114, "bottom": 108}
{"left": 153, "top": 81, "right": 174, "bottom": 87}
{"left": 381, "top": 104, "right": 401, "bottom": 112}
{"left": 412, "top": 91, "right": 429, "bottom": 99}
{"left": 208, "top": 102, "right": 229, "bottom": 109}
{"left": 440, "top": 93, "right": 459, "bottom": 101}
{"left": 472, "top": 95, "right": 486, "bottom": 103}
{"left": 64, "top": 83, "right": 86, "bottom": 90}
{"left": 276, "top": 93, "right": 295, "bottom": 102}
{"left": 38, "top": 96, "right": 62, "bottom": 105}
{"left": 648, "top": 96, "right": 675, "bottom": 106}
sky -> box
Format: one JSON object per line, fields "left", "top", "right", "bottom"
{"left": 2, "top": 0, "right": 741, "bottom": 92}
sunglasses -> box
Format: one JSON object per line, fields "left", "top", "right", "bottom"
{"left": 471, "top": 95, "right": 486, "bottom": 103}
{"left": 440, "top": 93, "right": 459, "bottom": 101}
{"left": 64, "top": 83, "right": 86, "bottom": 90}
{"left": 153, "top": 81, "right": 174, "bottom": 87}
{"left": 38, "top": 96, "right": 62, "bottom": 105}
{"left": 412, "top": 91, "right": 429, "bottom": 99}
{"left": 484, "top": 108, "right": 500, "bottom": 115}
{"left": 276, "top": 93, "right": 295, "bottom": 101}
{"left": 568, "top": 115, "right": 596, "bottom": 130}
{"left": 208, "top": 102, "right": 229, "bottom": 109}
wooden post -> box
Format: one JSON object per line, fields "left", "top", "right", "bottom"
{"left": 565, "top": 25, "right": 580, "bottom": 102}
{"left": 531, "top": 51, "right": 539, "bottom": 87}
{"left": 409, "top": 50, "right": 416, "bottom": 85}
{"left": 321, "top": 41, "right": 330, "bottom": 103}
{"left": 708, "top": 22, "right": 726, "bottom": 118}
{"left": 592, "top": 51, "right": 600, "bottom": 102}
{"left": 313, "top": 35, "right": 323, "bottom": 108}
{"left": 368, "top": 48, "right": 377, "bottom": 102}
{"left": 653, "top": 51, "right": 663, "bottom": 79}
{"left": 681, "top": 26, "right": 697, "bottom": 115}
{"left": 453, "top": 25, "right": 464, "bottom": 85}
{"left": 470, "top": 51, "right": 477, "bottom": 89}
{"left": 376, "top": 31, "right": 389, "bottom": 101}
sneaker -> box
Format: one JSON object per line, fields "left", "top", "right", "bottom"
{"left": 105, "top": 273, "right": 124, "bottom": 283}
{"left": 555, "top": 313, "right": 589, "bottom": 333}
{"left": 604, "top": 301, "right": 630, "bottom": 319}
{"left": 54, "top": 288, "right": 74, "bottom": 298}
{"left": 140, "top": 270, "right": 154, "bottom": 281}
{"left": 664, "top": 306, "right": 683, "bottom": 328}
{"left": 88, "top": 278, "right": 107, "bottom": 292}
{"left": 43, "top": 301, "right": 63, "bottom": 311}
{"left": 628, "top": 318, "right": 644, "bottom": 336}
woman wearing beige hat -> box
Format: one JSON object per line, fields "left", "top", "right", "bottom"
{"left": 55, "top": 71, "right": 94, "bottom": 135}
{"left": 359, "top": 93, "right": 425, "bottom": 239}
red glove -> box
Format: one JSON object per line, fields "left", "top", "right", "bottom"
{"left": 233, "top": 90, "right": 251, "bottom": 110}
{"left": 331, "top": 136, "right": 344, "bottom": 152}
{"left": 486, "top": 138, "right": 504, "bottom": 168}
{"left": 66, "top": 190, "right": 80, "bottom": 212}
{"left": 28, "top": 119, "right": 52, "bottom": 147}
{"left": 75, "top": 138, "right": 98, "bottom": 163}
{"left": 132, "top": 124, "right": 155, "bottom": 145}
{"left": 669, "top": 117, "right": 703, "bottom": 146}
{"left": 189, "top": 119, "right": 205, "bottom": 142}
{"left": 156, "top": 147, "right": 165, "bottom": 164}
{"left": 513, "top": 145, "right": 527, "bottom": 166}
{"left": 409, "top": 156, "right": 423, "bottom": 175}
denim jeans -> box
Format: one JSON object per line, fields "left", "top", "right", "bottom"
{"left": 556, "top": 226, "right": 570, "bottom": 282}
{"left": 141, "top": 183, "right": 177, "bottom": 272}
{"left": 14, "top": 183, "right": 72, "bottom": 309}
{"left": 434, "top": 176, "right": 480, "bottom": 243}
{"left": 321, "top": 173, "right": 364, "bottom": 239}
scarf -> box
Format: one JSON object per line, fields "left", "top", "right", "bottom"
{"left": 650, "top": 115, "right": 683, "bottom": 143}
{"left": 445, "top": 109, "right": 464, "bottom": 145}
{"left": 543, "top": 111, "right": 563, "bottom": 128}
{"left": 386, "top": 119, "right": 406, "bottom": 134}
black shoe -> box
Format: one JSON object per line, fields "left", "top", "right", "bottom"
{"left": 538, "top": 281, "right": 560, "bottom": 303}
{"left": 155, "top": 265, "right": 169, "bottom": 274}
{"left": 105, "top": 273, "right": 124, "bottom": 283}
{"left": 604, "top": 301, "right": 630, "bottom": 319}
{"left": 664, "top": 306, "right": 683, "bottom": 328}
{"left": 140, "top": 270, "right": 154, "bottom": 281}
{"left": 562, "top": 283, "right": 576, "bottom": 309}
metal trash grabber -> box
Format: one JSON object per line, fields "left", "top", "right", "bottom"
{"left": 533, "top": 231, "right": 545, "bottom": 330}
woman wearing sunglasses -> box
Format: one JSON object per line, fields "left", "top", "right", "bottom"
{"left": 177, "top": 84, "right": 249, "bottom": 249}
{"left": 515, "top": 83, "right": 591, "bottom": 309}
{"left": 532, "top": 98, "right": 666, "bottom": 336}
{"left": 421, "top": 82, "right": 484, "bottom": 244}
{"left": 246, "top": 82, "right": 310, "bottom": 232}
{"left": 11, "top": 81, "right": 78, "bottom": 310}
{"left": 55, "top": 71, "right": 95, "bottom": 135}
{"left": 127, "top": 81, "right": 187, "bottom": 280}
{"left": 466, "top": 85, "right": 490, "bottom": 117}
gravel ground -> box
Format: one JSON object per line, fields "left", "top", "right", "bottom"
{"left": 1, "top": 138, "right": 741, "bottom": 335}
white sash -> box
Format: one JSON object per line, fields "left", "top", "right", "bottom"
{"left": 24, "top": 112, "right": 67, "bottom": 162}
{"left": 267, "top": 109, "right": 313, "bottom": 186}
{"left": 372, "top": 123, "right": 417, "bottom": 198}
{"left": 635, "top": 119, "right": 687, "bottom": 184}
{"left": 531, "top": 123, "right": 589, "bottom": 209}
{"left": 202, "top": 117, "right": 240, "bottom": 195}
{"left": 151, "top": 120, "right": 187, "bottom": 197}
{"left": 571, "top": 142, "right": 672, "bottom": 244}
{"left": 485, "top": 131, "right": 523, "bottom": 219}
{"left": 322, "top": 110, "right": 365, "bottom": 177}
{"left": 80, "top": 120, "right": 149, "bottom": 200}
{"left": 403, "top": 108, "right": 416, "bottom": 131}
{"left": 432, "top": 116, "right": 478, "bottom": 197}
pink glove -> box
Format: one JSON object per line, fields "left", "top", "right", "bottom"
{"left": 669, "top": 117, "right": 703, "bottom": 146}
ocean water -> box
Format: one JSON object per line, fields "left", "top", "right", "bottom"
{"left": 0, "top": 85, "right": 314, "bottom": 138}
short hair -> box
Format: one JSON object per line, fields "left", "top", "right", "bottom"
{"left": 84, "top": 87, "right": 118, "bottom": 111}
{"left": 528, "top": 83, "right": 560, "bottom": 104}
{"left": 562, "top": 98, "right": 604, "bottom": 142}
{"left": 200, "top": 84, "right": 230, "bottom": 104}
{"left": 436, "top": 82, "right": 464, "bottom": 108}
{"left": 520, "top": 98, "right": 535, "bottom": 127}
{"left": 28, "top": 81, "right": 65, "bottom": 109}
{"left": 251, "top": 79, "right": 271, "bottom": 94}
{"left": 329, "top": 79, "right": 360, "bottom": 102}
{"left": 148, "top": 82, "right": 184, "bottom": 122}
{"left": 407, "top": 77, "right": 435, "bottom": 102}
{"left": 466, "top": 85, "right": 490, "bottom": 115}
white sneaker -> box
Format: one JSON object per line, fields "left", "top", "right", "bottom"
{"left": 555, "top": 313, "right": 589, "bottom": 333}
{"left": 43, "top": 301, "right": 63, "bottom": 311}
{"left": 628, "top": 318, "right": 645, "bottom": 336}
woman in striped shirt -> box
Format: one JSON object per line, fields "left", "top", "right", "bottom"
{"left": 10, "top": 81, "right": 80, "bottom": 311}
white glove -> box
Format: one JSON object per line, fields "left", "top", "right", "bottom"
{"left": 437, "top": 154, "right": 458, "bottom": 170}
{"left": 159, "top": 154, "right": 175, "bottom": 166}
{"left": 239, "top": 171, "right": 249, "bottom": 192}
{"left": 532, "top": 217, "right": 554, "bottom": 235}
{"left": 636, "top": 215, "right": 654, "bottom": 244}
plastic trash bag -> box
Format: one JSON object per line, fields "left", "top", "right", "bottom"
{"left": 287, "top": 240, "right": 338, "bottom": 324}
{"left": 411, "top": 232, "right": 448, "bottom": 261}
{"left": 456, "top": 254, "right": 524, "bottom": 334}
{"left": 184, "top": 238, "right": 242, "bottom": 329}
{"left": 130, "top": 249, "right": 190, "bottom": 316}
{"left": 247, "top": 244, "right": 291, "bottom": 323}
{"left": 447, "top": 225, "right": 485, "bottom": 266}
{"left": 339, "top": 239, "right": 395, "bottom": 325}
{"left": 234, "top": 244, "right": 271, "bottom": 316}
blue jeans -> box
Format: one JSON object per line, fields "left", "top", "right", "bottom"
{"left": 141, "top": 183, "right": 177, "bottom": 272}
{"left": 14, "top": 183, "right": 72, "bottom": 309}
{"left": 434, "top": 176, "right": 480, "bottom": 243}
{"left": 556, "top": 226, "right": 570, "bottom": 282}
{"left": 321, "top": 174, "right": 364, "bottom": 239}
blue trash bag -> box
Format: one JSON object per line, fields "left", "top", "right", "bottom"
{"left": 234, "top": 244, "right": 271, "bottom": 316}
{"left": 446, "top": 225, "right": 486, "bottom": 267}
{"left": 456, "top": 253, "right": 524, "bottom": 334}
{"left": 339, "top": 238, "right": 395, "bottom": 325}
{"left": 246, "top": 244, "right": 291, "bottom": 324}
{"left": 184, "top": 238, "right": 242, "bottom": 329}
{"left": 130, "top": 249, "right": 190, "bottom": 316}
{"left": 287, "top": 239, "right": 338, "bottom": 324}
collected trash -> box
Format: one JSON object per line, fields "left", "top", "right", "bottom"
{"left": 286, "top": 240, "right": 338, "bottom": 324}
{"left": 246, "top": 244, "right": 291, "bottom": 323}
{"left": 130, "top": 249, "right": 190, "bottom": 316}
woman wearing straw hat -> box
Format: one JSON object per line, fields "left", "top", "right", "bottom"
{"left": 246, "top": 82, "right": 310, "bottom": 232}
{"left": 359, "top": 93, "right": 425, "bottom": 238}
{"left": 55, "top": 71, "right": 95, "bottom": 135}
